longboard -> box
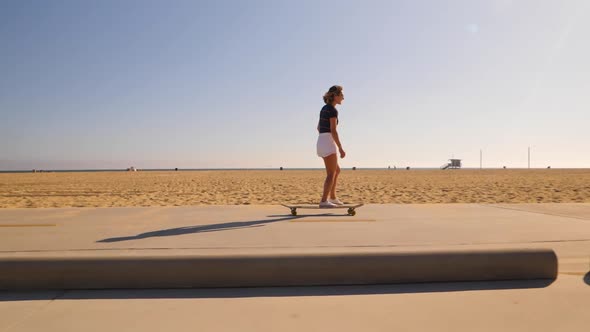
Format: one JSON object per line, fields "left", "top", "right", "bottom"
{"left": 281, "top": 203, "right": 364, "bottom": 216}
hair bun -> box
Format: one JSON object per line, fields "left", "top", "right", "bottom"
{"left": 323, "top": 85, "right": 343, "bottom": 104}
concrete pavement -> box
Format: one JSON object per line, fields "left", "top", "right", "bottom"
{"left": 1, "top": 204, "right": 590, "bottom": 331}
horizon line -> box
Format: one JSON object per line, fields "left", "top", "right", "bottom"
{"left": 1, "top": 166, "right": 587, "bottom": 173}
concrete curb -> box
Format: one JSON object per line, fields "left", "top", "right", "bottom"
{"left": 0, "top": 249, "right": 557, "bottom": 290}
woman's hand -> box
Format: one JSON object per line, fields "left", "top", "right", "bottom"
{"left": 339, "top": 147, "right": 346, "bottom": 158}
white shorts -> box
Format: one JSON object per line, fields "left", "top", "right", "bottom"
{"left": 316, "top": 133, "right": 337, "bottom": 158}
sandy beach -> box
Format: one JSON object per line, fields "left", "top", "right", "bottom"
{"left": 1, "top": 169, "right": 589, "bottom": 208}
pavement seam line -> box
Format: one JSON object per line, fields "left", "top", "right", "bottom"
{"left": 2, "top": 239, "right": 590, "bottom": 254}
{"left": 478, "top": 204, "right": 590, "bottom": 222}
{"left": 1, "top": 290, "right": 67, "bottom": 332}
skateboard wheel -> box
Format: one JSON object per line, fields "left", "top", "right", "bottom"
{"left": 348, "top": 208, "right": 356, "bottom": 216}
{"left": 291, "top": 209, "right": 297, "bottom": 216}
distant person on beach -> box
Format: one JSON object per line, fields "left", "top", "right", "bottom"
{"left": 316, "top": 85, "right": 346, "bottom": 208}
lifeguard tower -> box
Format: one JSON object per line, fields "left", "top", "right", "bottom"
{"left": 441, "top": 159, "right": 462, "bottom": 170}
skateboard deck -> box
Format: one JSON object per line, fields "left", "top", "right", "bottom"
{"left": 281, "top": 203, "right": 364, "bottom": 216}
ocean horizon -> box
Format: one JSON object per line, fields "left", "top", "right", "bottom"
{"left": 0, "top": 167, "right": 583, "bottom": 174}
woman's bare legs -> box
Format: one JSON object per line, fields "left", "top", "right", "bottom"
{"left": 321, "top": 153, "right": 338, "bottom": 202}
{"left": 329, "top": 165, "right": 341, "bottom": 199}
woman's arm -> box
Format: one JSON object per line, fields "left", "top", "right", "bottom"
{"left": 330, "top": 117, "right": 345, "bottom": 158}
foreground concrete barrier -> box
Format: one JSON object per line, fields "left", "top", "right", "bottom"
{"left": 0, "top": 249, "right": 557, "bottom": 290}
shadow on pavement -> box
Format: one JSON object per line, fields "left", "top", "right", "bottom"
{"left": 96, "top": 215, "right": 292, "bottom": 243}
{"left": 96, "top": 213, "right": 344, "bottom": 243}
{"left": 584, "top": 272, "right": 590, "bottom": 286}
{"left": 1, "top": 279, "right": 554, "bottom": 302}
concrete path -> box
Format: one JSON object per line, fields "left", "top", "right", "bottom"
{"left": 1, "top": 204, "right": 589, "bottom": 331}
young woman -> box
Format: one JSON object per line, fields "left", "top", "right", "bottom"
{"left": 316, "top": 85, "right": 346, "bottom": 208}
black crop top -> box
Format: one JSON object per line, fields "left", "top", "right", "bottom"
{"left": 318, "top": 104, "right": 339, "bottom": 133}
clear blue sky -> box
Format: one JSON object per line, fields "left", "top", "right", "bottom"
{"left": 1, "top": 0, "right": 589, "bottom": 170}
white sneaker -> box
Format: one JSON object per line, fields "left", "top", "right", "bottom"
{"left": 319, "top": 201, "right": 337, "bottom": 208}
{"left": 329, "top": 198, "right": 344, "bottom": 205}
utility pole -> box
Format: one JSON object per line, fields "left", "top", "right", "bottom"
{"left": 528, "top": 146, "right": 531, "bottom": 169}
{"left": 480, "top": 149, "right": 482, "bottom": 169}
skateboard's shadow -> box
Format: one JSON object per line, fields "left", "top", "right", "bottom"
{"left": 97, "top": 214, "right": 332, "bottom": 243}
{"left": 267, "top": 213, "right": 350, "bottom": 217}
